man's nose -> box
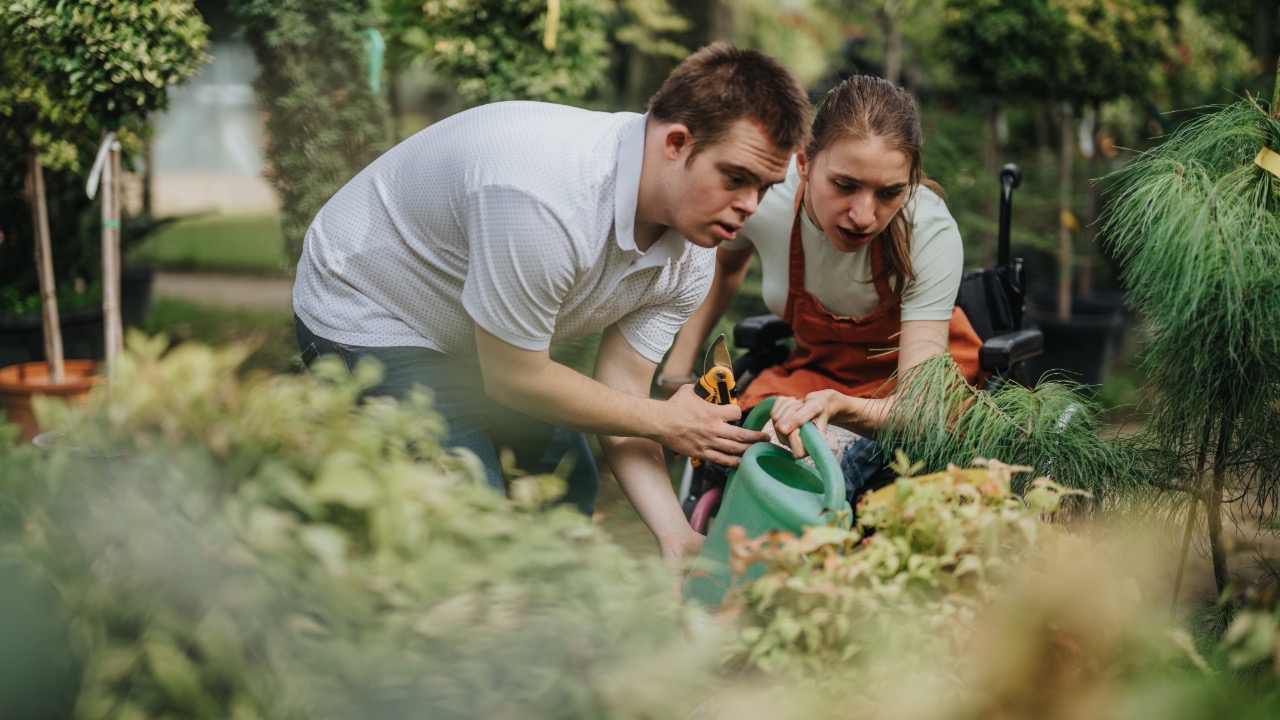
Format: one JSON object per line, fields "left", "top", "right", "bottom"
{"left": 732, "top": 187, "right": 759, "bottom": 216}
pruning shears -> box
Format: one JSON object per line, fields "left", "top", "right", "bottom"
{"left": 688, "top": 333, "right": 737, "bottom": 467}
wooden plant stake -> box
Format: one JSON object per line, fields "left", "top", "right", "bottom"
{"left": 29, "top": 147, "right": 65, "bottom": 384}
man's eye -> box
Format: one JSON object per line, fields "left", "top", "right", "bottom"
{"left": 726, "top": 174, "right": 746, "bottom": 188}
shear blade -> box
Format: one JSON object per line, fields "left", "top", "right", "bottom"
{"left": 704, "top": 333, "right": 731, "bottom": 373}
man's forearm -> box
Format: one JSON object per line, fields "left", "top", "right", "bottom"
{"left": 599, "top": 435, "right": 690, "bottom": 539}
{"left": 489, "top": 357, "right": 664, "bottom": 439}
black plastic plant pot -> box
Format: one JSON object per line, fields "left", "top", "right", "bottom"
{"left": 1024, "top": 308, "right": 1126, "bottom": 388}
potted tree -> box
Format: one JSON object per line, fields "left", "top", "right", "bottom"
{"left": 0, "top": 0, "right": 209, "bottom": 442}
{"left": 0, "top": 3, "right": 99, "bottom": 443}
{"left": 1102, "top": 69, "right": 1280, "bottom": 600}
{"left": 941, "top": 0, "right": 1165, "bottom": 387}
{"left": 51, "top": 0, "right": 210, "bottom": 365}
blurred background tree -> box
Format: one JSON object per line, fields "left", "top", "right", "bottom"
{"left": 234, "top": 0, "right": 392, "bottom": 264}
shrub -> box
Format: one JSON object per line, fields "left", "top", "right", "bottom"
{"left": 0, "top": 334, "right": 715, "bottom": 719}
{"left": 235, "top": 0, "right": 391, "bottom": 265}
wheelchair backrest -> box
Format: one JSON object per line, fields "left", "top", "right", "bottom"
{"left": 955, "top": 258, "right": 1027, "bottom": 342}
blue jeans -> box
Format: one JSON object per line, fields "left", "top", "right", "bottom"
{"left": 839, "top": 437, "right": 896, "bottom": 508}
{"left": 295, "top": 316, "right": 598, "bottom": 515}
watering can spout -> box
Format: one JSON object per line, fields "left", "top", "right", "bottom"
{"left": 683, "top": 398, "right": 851, "bottom": 608}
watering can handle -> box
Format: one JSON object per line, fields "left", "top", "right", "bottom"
{"left": 741, "top": 398, "right": 845, "bottom": 512}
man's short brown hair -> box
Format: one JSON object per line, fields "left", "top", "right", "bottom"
{"left": 647, "top": 42, "right": 811, "bottom": 157}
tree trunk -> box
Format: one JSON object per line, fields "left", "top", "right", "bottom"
{"left": 881, "top": 10, "right": 901, "bottom": 85}
{"left": 1057, "top": 101, "right": 1074, "bottom": 321}
{"left": 388, "top": 66, "right": 403, "bottom": 144}
{"left": 1208, "top": 418, "right": 1234, "bottom": 595}
{"left": 1171, "top": 414, "right": 1216, "bottom": 619}
{"left": 142, "top": 115, "right": 154, "bottom": 218}
{"left": 981, "top": 100, "right": 1000, "bottom": 266}
{"left": 710, "top": 0, "right": 733, "bottom": 42}
{"left": 28, "top": 147, "right": 65, "bottom": 383}
{"left": 1081, "top": 102, "right": 1103, "bottom": 298}
{"left": 102, "top": 135, "right": 124, "bottom": 366}
{"left": 1256, "top": 0, "right": 1277, "bottom": 93}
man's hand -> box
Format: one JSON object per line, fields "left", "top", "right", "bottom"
{"left": 656, "top": 525, "right": 706, "bottom": 565}
{"left": 656, "top": 385, "right": 769, "bottom": 467}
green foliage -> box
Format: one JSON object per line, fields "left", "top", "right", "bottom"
{"left": 868, "top": 354, "right": 1136, "bottom": 501}
{"left": 1217, "top": 583, "right": 1280, "bottom": 674}
{"left": 388, "top": 0, "right": 612, "bottom": 105}
{"left": 0, "top": 334, "right": 715, "bottom": 719}
{"left": 940, "top": 0, "right": 1075, "bottom": 100}
{"left": 723, "top": 462, "right": 1084, "bottom": 677}
{"left": 611, "top": 0, "right": 690, "bottom": 60}
{"left": 8, "top": 335, "right": 1280, "bottom": 717}
{"left": 0, "top": 0, "right": 209, "bottom": 317}
{"left": 1058, "top": 0, "right": 1168, "bottom": 103}
{"left": 1102, "top": 92, "right": 1280, "bottom": 526}
{"left": 940, "top": 0, "right": 1165, "bottom": 103}
{"left": 0, "top": 161, "right": 103, "bottom": 316}
{"left": 0, "top": 1, "right": 87, "bottom": 152}
{"left": 20, "top": 0, "right": 211, "bottom": 123}
{"left": 235, "top": 0, "right": 392, "bottom": 264}
{"left": 731, "top": 0, "right": 846, "bottom": 87}
{"left": 1155, "top": 1, "right": 1263, "bottom": 110}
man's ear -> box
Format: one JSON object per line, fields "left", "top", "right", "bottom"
{"left": 663, "top": 123, "right": 693, "bottom": 161}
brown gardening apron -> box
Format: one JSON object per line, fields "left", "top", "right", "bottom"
{"left": 738, "top": 180, "right": 987, "bottom": 410}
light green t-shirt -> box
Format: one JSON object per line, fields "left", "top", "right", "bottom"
{"left": 723, "top": 158, "right": 964, "bottom": 323}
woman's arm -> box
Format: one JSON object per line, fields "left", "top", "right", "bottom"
{"left": 657, "top": 245, "right": 755, "bottom": 396}
{"left": 771, "top": 318, "right": 950, "bottom": 455}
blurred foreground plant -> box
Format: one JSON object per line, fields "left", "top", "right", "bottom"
{"left": 721, "top": 461, "right": 1086, "bottom": 677}
{"left": 1, "top": 333, "right": 716, "bottom": 719}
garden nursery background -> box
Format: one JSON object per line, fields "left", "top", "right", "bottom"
{"left": 4, "top": 1, "right": 1280, "bottom": 719}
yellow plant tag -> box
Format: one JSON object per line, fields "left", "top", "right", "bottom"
{"left": 1254, "top": 146, "right": 1280, "bottom": 179}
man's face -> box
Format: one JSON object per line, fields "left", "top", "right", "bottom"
{"left": 799, "top": 135, "right": 912, "bottom": 253}
{"left": 668, "top": 118, "right": 792, "bottom": 249}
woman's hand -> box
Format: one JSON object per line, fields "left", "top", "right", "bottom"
{"left": 770, "top": 390, "right": 843, "bottom": 459}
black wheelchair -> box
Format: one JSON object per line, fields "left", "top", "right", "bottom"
{"left": 678, "top": 164, "right": 1045, "bottom": 532}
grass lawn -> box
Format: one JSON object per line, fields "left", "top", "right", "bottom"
{"left": 143, "top": 299, "right": 298, "bottom": 376}
{"left": 129, "top": 213, "right": 287, "bottom": 274}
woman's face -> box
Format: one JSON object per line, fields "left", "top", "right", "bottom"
{"left": 798, "top": 135, "right": 912, "bottom": 253}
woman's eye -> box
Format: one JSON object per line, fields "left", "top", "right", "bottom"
{"left": 834, "top": 182, "right": 855, "bottom": 192}
{"left": 879, "top": 189, "right": 904, "bottom": 200}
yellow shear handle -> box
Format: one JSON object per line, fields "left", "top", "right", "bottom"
{"left": 687, "top": 365, "right": 737, "bottom": 468}
{"left": 694, "top": 365, "right": 737, "bottom": 406}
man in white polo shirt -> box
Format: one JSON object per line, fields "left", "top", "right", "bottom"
{"left": 293, "top": 43, "right": 811, "bottom": 563}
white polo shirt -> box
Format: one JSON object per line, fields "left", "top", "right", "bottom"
{"left": 293, "top": 102, "right": 714, "bottom": 364}
{"left": 722, "top": 158, "right": 964, "bottom": 322}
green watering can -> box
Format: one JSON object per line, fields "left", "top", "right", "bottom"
{"left": 683, "top": 397, "right": 851, "bottom": 608}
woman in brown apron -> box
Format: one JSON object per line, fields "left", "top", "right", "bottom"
{"left": 661, "top": 75, "right": 985, "bottom": 459}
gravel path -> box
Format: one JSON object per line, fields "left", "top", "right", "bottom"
{"left": 154, "top": 271, "right": 294, "bottom": 311}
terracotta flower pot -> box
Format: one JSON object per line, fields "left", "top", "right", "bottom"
{"left": 0, "top": 360, "right": 101, "bottom": 444}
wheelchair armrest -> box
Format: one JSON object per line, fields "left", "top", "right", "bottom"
{"left": 733, "top": 313, "right": 793, "bottom": 351}
{"left": 978, "top": 328, "right": 1044, "bottom": 372}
